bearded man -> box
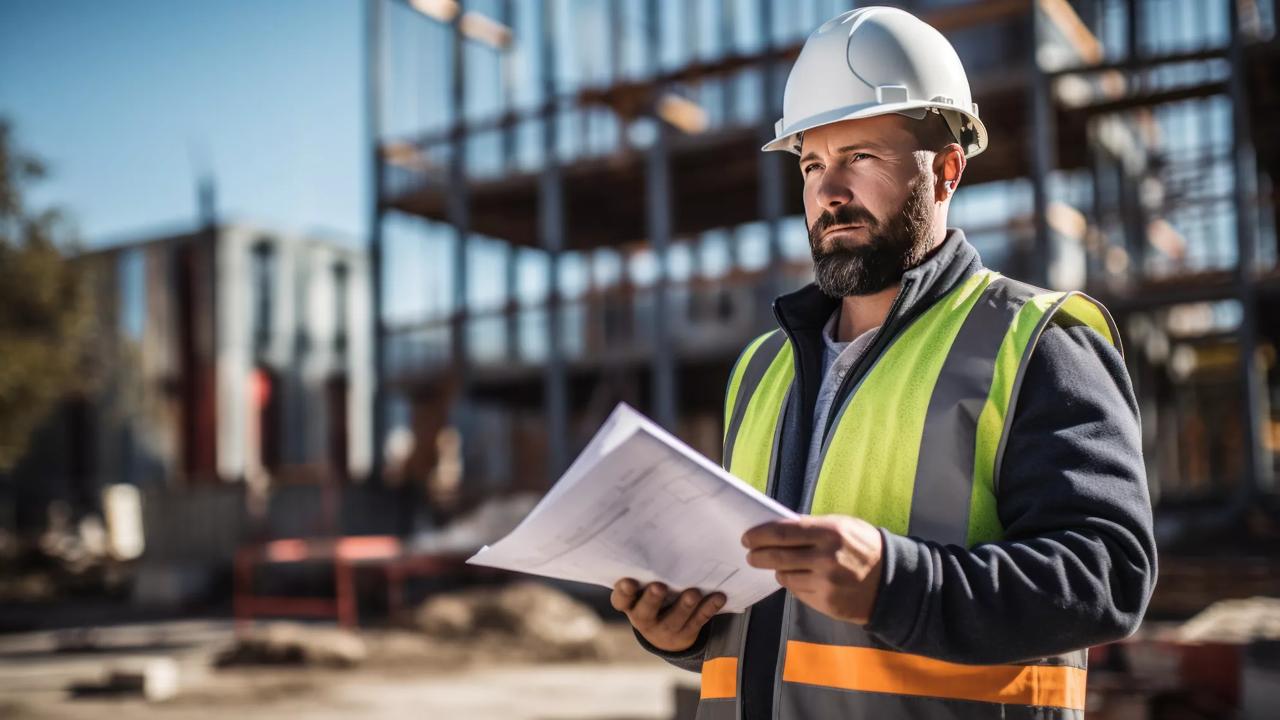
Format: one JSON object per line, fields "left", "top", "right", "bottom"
{"left": 611, "top": 7, "right": 1155, "bottom": 720}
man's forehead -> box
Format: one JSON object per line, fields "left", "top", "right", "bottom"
{"left": 799, "top": 116, "right": 912, "bottom": 156}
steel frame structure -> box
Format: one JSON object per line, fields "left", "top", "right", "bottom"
{"left": 365, "top": 0, "right": 1280, "bottom": 538}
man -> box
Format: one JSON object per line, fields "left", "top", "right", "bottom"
{"left": 610, "top": 6, "right": 1155, "bottom": 720}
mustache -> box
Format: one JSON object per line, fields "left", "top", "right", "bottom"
{"left": 809, "top": 204, "right": 880, "bottom": 242}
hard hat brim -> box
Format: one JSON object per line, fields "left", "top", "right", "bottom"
{"left": 761, "top": 100, "right": 988, "bottom": 159}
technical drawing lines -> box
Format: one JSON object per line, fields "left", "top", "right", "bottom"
{"left": 524, "top": 505, "right": 630, "bottom": 569}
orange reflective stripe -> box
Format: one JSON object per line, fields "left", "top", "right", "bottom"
{"left": 700, "top": 657, "right": 738, "bottom": 700}
{"left": 782, "top": 641, "right": 1087, "bottom": 710}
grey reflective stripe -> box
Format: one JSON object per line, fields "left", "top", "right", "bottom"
{"left": 763, "top": 386, "right": 791, "bottom": 494}
{"left": 1034, "top": 647, "right": 1090, "bottom": 669}
{"left": 991, "top": 291, "right": 1117, "bottom": 494}
{"left": 703, "top": 613, "right": 747, "bottom": 658}
{"left": 908, "top": 276, "right": 1036, "bottom": 546}
{"left": 732, "top": 609, "right": 748, "bottom": 720}
{"left": 694, "top": 698, "right": 737, "bottom": 720}
{"left": 770, "top": 593, "right": 792, "bottom": 719}
{"left": 1098, "top": 296, "right": 1123, "bottom": 358}
{"left": 1062, "top": 648, "right": 1090, "bottom": 670}
{"left": 777, "top": 684, "right": 1086, "bottom": 720}
{"left": 696, "top": 612, "right": 748, "bottom": 720}
{"left": 787, "top": 601, "right": 881, "bottom": 648}
{"left": 722, "top": 330, "right": 788, "bottom": 469}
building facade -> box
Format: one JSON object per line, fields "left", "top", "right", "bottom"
{"left": 6, "top": 223, "right": 374, "bottom": 532}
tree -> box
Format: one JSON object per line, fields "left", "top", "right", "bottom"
{"left": 0, "top": 120, "right": 90, "bottom": 471}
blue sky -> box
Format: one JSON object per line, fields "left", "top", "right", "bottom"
{"left": 0, "top": 0, "right": 366, "bottom": 246}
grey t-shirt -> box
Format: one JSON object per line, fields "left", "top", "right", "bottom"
{"left": 803, "top": 309, "right": 879, "bottom": 499}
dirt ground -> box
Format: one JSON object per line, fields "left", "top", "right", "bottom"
{"left": 0, "top": 619, "right": 696, "bottom": 720}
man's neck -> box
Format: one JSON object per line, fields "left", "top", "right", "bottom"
{"left": 837, "top": 285, "right": 898, "bottom": 342}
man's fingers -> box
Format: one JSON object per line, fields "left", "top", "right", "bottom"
{"left": 615, "top": 581, "right": 725, "bottom": 647}
{"left": 658, "top": 589, "right": 702, "bottom": 632}
{"left": 775, "top": 569, "right": 815, "bottom": 593}
{"left": 610, "top": 578, "right": 639, "bottom": 612}
{"left": 742, "top": 520, "right": 824, "bottom": 549}
{"left": 746, "top": 546, "right": 827, "bottom": 571}
{"left": 683, "top": 592, "right": 727, "bottom": 633}
{"left": 629, "top": 582, "right": 667, "bottom": 626}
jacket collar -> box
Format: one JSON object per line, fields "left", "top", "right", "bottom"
{"left": 772, "top": 227, "right": 984, "bottom": 336}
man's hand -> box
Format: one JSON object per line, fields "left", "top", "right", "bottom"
{"left": 611, "top": 579, "right": 725, "bottom": 652}
{"left": 742, "top": 515, "right": 884, "bottom": 624}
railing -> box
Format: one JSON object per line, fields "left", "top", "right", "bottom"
{"left": 383, "top": 264, "right": 812, "bottom": 381}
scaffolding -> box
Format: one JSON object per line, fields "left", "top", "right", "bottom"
{"left": 366, "top": 0, "right": 1280, "bottom": 560}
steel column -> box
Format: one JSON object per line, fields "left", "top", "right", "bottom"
{"left": 366, "top": 0, "right": 387, "bottom": 483}
{"left": 448, "top": 5, "right": 471, "bottom": 374}
{"left": 1227, "top": 0, "right": 1272, "bottom": 497}
{"left": 719, "top": 0, "right": 736, "bottom": 133}
{"left": 500, "top": 0, "right": 519, "bottom": 365}
{"left": 1026, "top": 3, "right": 1055, "bottom": 288}
{"left": 506, "top": 244, "right": 520, "bottom": 360}
{"left": 646, "top": 0, "right": 677, "bottom": 431}
{"left": 758, "top": 0, "right": 784, "bottom": 298}
{"left": 541, "top": 0, "right": 570, "bottom": 478}
{"left": 498, "top": 0, "right": 514, "bottom": 166}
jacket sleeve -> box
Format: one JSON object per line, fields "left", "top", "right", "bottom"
{"left": 632, "top": 626, "right": 707, "bottom": 672}
{"left": 864, "top": 320, "right": 1157, "bottom": 664}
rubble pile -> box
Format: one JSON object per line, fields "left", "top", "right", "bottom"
{"left": 216, "top": 623, "right": 368, "bottom": 668}
{"left": 414, "top": 580, "right": 605, "bottom": 661}
{"left": 1178, "top": 596, "right": 1280, "bottom": 644}
{"left": 68, "top": 658, "right": 181, "bottom": 702}
{"left": 0, "top": 506, "right": 131, "bottom": 605}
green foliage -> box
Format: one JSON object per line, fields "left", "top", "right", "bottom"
{"left": 0, "top": 120, "right": 91, "bottom": 471}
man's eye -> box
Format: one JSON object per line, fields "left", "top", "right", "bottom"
{"left": 851, "top": 153, "right": 872, "bottom": 162}
{"left": 802, "top": 163, "right": 822, "bottom": 175}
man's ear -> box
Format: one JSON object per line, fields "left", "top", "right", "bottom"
{"left": 933, "top": 145, "right": 966, "bottom": 202}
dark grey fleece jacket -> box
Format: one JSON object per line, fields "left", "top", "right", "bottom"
{"left": 637, "top": 229, "right": 1157, "bottom": 718}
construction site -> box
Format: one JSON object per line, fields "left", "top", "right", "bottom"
{"left": 377, "top": 0, "right": 1280, "bottom": 617}
{"left": 4, "top": 0, "right": 1280, "bottom": 718}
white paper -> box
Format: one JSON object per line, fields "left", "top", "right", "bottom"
{"left": 467, "top": 403, "right": 796, "bottom": 613}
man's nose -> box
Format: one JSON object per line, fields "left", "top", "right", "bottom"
{"left": 817, "top": 173, "right": 853, "bottom": 209}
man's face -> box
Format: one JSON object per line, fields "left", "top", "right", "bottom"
{"left": 799, "top": 114, "right": 938, "bottom": 298}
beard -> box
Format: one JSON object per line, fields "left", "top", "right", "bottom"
{"left": 808, "top": 176, "right": 935, "bottom": 298}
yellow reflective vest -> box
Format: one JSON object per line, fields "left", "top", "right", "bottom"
{"left": 698, "top": 268, "right": 1120, "bottom": 719}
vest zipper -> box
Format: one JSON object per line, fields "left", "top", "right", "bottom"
{"left": 764, "top": 279, "right": 914, "bottom": 720}
{"left": 736, "top": 386, "right": 791, "bottom": 720}
{"left": 815, "top": 277, "right": 916, "bottom": 465}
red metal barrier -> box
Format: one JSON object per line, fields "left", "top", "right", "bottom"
{"left": 233, "top": 535, "right": 471, "bottom": 631}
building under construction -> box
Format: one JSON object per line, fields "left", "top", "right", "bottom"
{"left": 370, "top": 0, "right": 1280, "bottom": 607}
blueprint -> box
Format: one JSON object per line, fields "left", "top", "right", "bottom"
{"left": 467, "top": 403, "right": 795, "bottom": 613}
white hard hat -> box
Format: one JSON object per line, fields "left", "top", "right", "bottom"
{"left": 763, "top": 6, "right": 988, "bottom": 158}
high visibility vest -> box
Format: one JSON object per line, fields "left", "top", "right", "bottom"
{"left": 699, "top": 269, "right": 1121, "bottom": 720}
